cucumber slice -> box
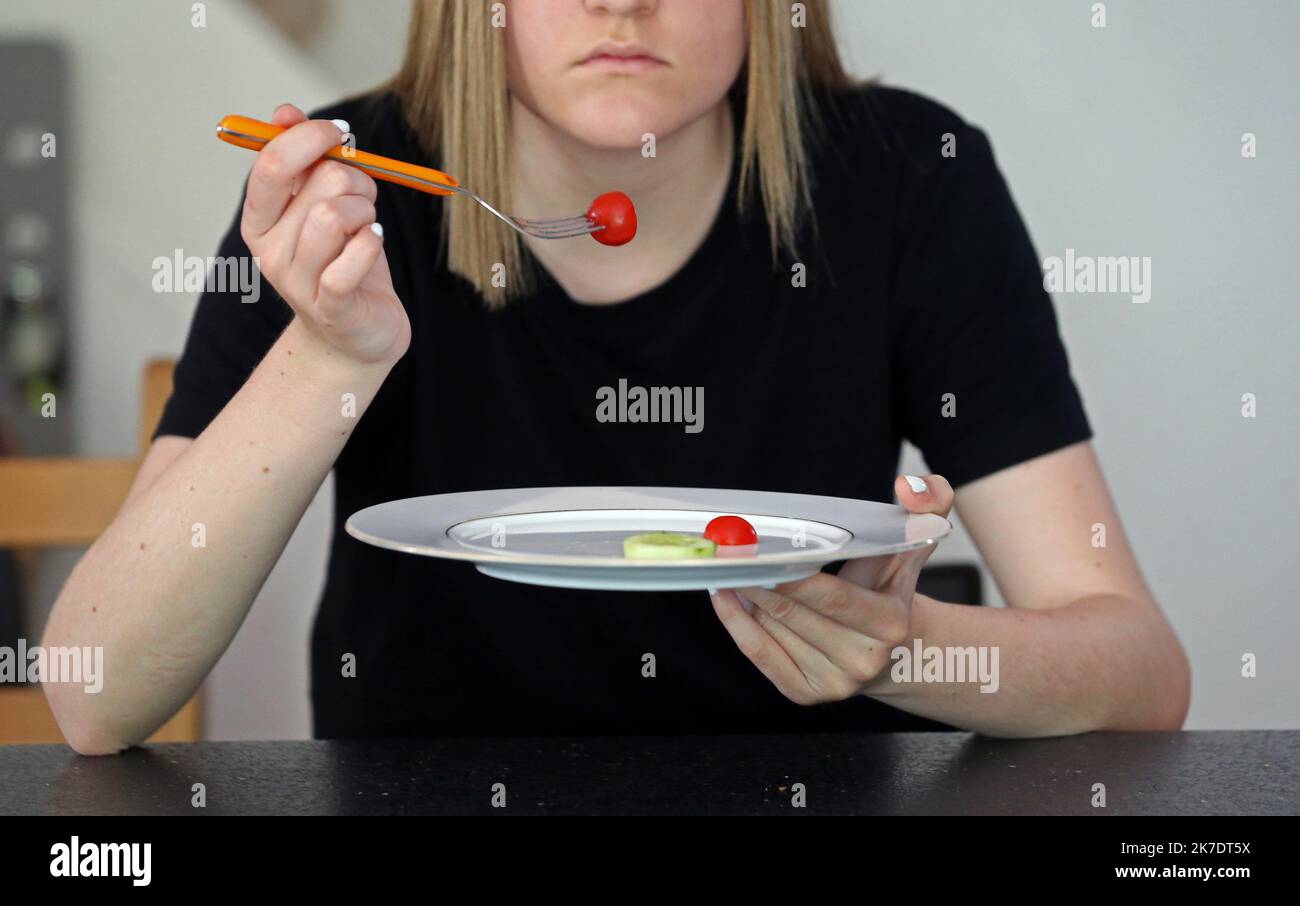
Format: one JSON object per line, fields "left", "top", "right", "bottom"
{"left": 623, "top": 532, "right": 717, "bottom": 559}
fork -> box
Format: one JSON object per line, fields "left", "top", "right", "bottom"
{"left": 215, "top": 115, "right": 602, "bottom": 240}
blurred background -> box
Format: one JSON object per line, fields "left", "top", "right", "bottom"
{"left": 0, "top": 0, "right": 1295, "bottom": 739}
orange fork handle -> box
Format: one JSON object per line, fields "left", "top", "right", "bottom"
{"left": 216, "top": 114, "right": 459, "bottom": 197}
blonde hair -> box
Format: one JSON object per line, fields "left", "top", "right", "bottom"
{"left": 390, "top": 0, "right": 852, "bottom": 307}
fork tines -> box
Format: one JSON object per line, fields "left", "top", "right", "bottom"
{"left": 512, "top": 215, "right": 602, "bottom": 239}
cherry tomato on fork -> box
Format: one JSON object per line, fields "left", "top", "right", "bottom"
{"left": 586, "top": 192, "right": 637, "bottom": 245}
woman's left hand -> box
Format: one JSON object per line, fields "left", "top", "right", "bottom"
{"left": 710, "top": 474, "right": 954, "bottom": 704}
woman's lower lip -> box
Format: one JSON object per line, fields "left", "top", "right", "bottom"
{"left": 580, "top": 55, "right": 666, "bottom": 73}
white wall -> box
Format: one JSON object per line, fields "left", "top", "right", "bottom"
{"left": 840, "top": 0, "right": 1300, "bottom": 728}
{"left": 4, "top": 0, "right": 1295, "bottom": 736}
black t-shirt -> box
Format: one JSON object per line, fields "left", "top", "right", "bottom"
{"left": 157, "top": 85, "right": 1091, "bottom": 738}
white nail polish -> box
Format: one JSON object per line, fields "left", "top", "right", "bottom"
{"left": 331, "top": 118, "right": 350, "bottom": 133}
{"left": 905, "top": 475, "right": 928, "bottom": 494}
{"left": 370, "top": 222, "right": 384, "bottom": 237}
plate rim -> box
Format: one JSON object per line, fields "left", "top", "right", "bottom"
{"left": 344, "top": 486, "right": 952, "bottom": 568}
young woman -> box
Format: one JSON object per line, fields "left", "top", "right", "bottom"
{"left": 44, "top": 0, "right": 1188, "bottom": 753}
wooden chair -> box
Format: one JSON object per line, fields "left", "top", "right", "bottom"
{"left": 0, "top": 359, "right": 203, "bottom": 744}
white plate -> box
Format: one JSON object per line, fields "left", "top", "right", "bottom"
{"left": 345, "top": 486, "right": 951, "bottom": 592}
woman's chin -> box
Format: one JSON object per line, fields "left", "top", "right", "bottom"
{"left": 557, "top": 101, "right": 689, "bottom": 151}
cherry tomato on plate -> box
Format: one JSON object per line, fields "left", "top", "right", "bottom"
{"left": 704, "top": 515, "right": 758, "bottom": 547}
{"left": 587, "top": 191, "right": 637, "bottom": 246}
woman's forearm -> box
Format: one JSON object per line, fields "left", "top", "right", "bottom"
{"left": 42, "top": 317, "right": 394, "bottom": 754}
{"left": 865, "top": 593, "right": 1191, "bottom": 737}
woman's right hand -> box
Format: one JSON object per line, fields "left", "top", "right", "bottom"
{"left": 240, "top": 103, "right": 411, "bottom": 366}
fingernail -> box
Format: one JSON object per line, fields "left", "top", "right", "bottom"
{"left": 331, "top": 118, "right": 350, "bottom": 133}
{"left": 706, "top": 587, "right": 718, "bottom": 597}
{"left": 738, "top": 594, "right": 754, "bottom": 615}
{"left": 905, "top": 475, "right": 928, "bottom": 494}
{"left": 370, "top": 222, "right": 384, "bottom": 237}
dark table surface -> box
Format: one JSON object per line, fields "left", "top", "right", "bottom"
{"left": 1, "top": 731, "right": 1296, "bottom": 815}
